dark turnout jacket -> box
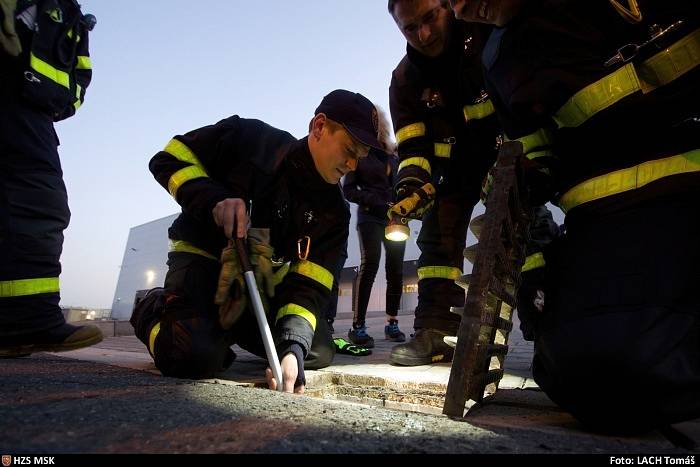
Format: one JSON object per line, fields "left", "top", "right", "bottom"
{"left": 342, "top": 148, "right": 398, "bottom": 226}
{"left": 149, "top": 116, "right": 350, "bottom": 355}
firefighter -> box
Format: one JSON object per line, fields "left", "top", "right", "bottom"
{"left": 0, "top": 0, "right": 103, "bottom": 356}
{"left": 451, "top": 0, "right": 700, "bottom": 434}
{"left": 342, "top": 146, "right": 407, "bottom": 347}
{"left": 386, "top": 0, "right": 501, "bottom": 365}
{"left": 131, "top": 90, "right": 386, "bottom": 393}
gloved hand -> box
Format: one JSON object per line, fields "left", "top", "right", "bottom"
{"left": 388, "top": 182, "right": 436, "bottom": 220}
{"left": 247, "top": 228, "right": 276, "bottom": 314}
{"left": 516, "top": 268, "right": 546, "bottom": 341}
{"left": 366, "top": 202, "right": 393, "bottom": 219}
{"left": 214, "top": 241, "right": 247, "bottom": 330}
{"left": 481, "top": 153, "right": 556, "bottom": 205}
{"left": 0, "top": 0, "right": 22, "bottom": 57}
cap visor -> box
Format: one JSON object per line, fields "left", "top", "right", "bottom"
{"left": 343, "top": 125, "right": 382, "bottom": 151}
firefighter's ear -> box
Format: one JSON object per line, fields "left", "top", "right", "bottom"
{"left": 309, "top": 113, "right": 327, "bottom": 141}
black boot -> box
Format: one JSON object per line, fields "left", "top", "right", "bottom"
{"left": 390, "top": 328, "right": 454, "bottom": 366}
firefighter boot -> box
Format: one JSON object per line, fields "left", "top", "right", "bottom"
{"left": 390, "top": 328, "right": 454, "bottom": 366}
{"left": 0, "top": 322, "right": 104, "bottom": 358}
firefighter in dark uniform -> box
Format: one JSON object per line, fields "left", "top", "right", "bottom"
{"left": 0, "top": 0, "right": 103, "bottom": 356}
{"left": 131, "top": 90, "right": 384, "bottom": 393}
{"left": 386, "top": 0, "right": 501, "bottom": 366}
{"left": 451, "top": 0, "right": 700, "bottom": 434}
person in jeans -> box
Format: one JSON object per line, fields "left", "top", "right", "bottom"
{"left": 343, "top": 147, "right": 406, "bottom": 348}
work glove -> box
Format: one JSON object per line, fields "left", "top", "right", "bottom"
{"left": 214, "top": 241, "right": 247, "bottom": 330}
{"left": 481, "top": 149, "right": 557, "bottom": 205}
{"left": 0, "top": 0, "right": 21, "bottom": 57}
{"left": 365, "top": 202, "right": 393, "bottom": 219}
{"left": 247, "top": 227, "right": 276, "bottom": 313}
{"left": 388, "top": 182, "right": 436, "bottom": 220}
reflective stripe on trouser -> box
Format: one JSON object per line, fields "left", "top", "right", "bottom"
{"left": 0, "top": 102, "right": 69, "bottom": 336}
{"left": 532, "top": 191, "right": 700, "bottom": 433}
{"left": 414, "top": 192, "right": 473, "bottom": 334}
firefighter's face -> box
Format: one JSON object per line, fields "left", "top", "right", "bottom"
{"left": 392, "top": 0, "right": 453, "bottom": 58}
{"left": 450, "top": 0, "right": 523, "bottom": 26}
{"left": 311, "top": 115, "right": 369, "bottom": 184}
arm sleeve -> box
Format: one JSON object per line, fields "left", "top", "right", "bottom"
{"left": 149, "top": 116, "right": 293, "bottom": 222}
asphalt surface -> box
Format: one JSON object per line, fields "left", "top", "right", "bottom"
{"left": 1, "top": 354, "right": 697, "bottom": 455}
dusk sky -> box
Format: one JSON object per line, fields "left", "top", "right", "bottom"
{"left": 55, "top": 1, "right": 407, "bottom": 308}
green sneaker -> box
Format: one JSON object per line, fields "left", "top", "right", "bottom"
{"left": 333, "top": 338, "right": 372, "bottom": 356}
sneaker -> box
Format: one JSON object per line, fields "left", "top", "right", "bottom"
{"left": 348, "top": 324, "right": 374, "bottom": 348}
{"left": 384, "top": 320, "right": 406, "bottom": 342}
{"left": 0, "top": 323, "right": 104, "bottom": 358}
{"left": 390, "top": 328, "right": 454, "bottom": 366}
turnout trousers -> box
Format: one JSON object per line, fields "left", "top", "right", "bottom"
{"left": 533, "top": 191, "right": 700, "bottom": 434}
{"left": 0, "top": 101, "right": 69, "bottom": 337}
{"left": 130, "top": 252, "right": 335, "bottom": 379}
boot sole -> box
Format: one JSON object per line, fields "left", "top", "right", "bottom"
{"left": 0, "top": 333, "right": 104, "bottom": 357}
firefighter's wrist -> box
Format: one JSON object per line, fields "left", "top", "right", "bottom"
{"left": 278, "top": 341, "right": 305, "bottom": 387}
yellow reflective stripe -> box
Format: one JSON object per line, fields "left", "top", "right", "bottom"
{"left": 434, "top": 143, "right": 451, "bottom": 158}
{"left": 290, "top": 260, "right": 333, "bottom": 291}
{"left": 398, "top": 157, "right": 431, "bottom": 175}
{"left": 30, "top": 53, "right": 69, "bottom": 89}
{"left": 0, "top": 277, "right": 59, "bottom": 297}
{"left": 521, "top": 252, "right": 545, "bottom": 273}
{"left": 559, "top": 149, "right": 700, "bottom": 213}
{"left": 164, "top": 138, "right": 202, "bottom": 165}
{"left": 396, "top": 123, "right": 426, "bottom": 144}
{"left": 168, "top": 166, "right": 209, "bottom": 197}
{"left": 463, "top": 99, "right": 495, "bottom": 122}
{"left": 272, "top": 262, "right": 290, "bottom": 288}
{"left": 508, "top": 128, "right": 553, "bottom": 156}
{"left": 417, "top": 266, "right": 461, "bottom": 281}
{"left": 555, "top": 29, "right": 700, "bottom": 128}
{"left": 276, "top": 303, "right": 317, "bottom": 331}
{"left": 526, "top": 150, "right": 553, "bottom": 160}
{"left": 148, "top": 322, "right": 161, "bottom": 356}
{"left": 76, "top": 56, "right": 92, "bottom": 70}
{"left": 639, "top": 28, "right": 700, "bottom": 92}
{"left": 73, "top": 83, "right": 82, "bottom": 111}
{"left": 169, "top": 240, "right": 218, "bottom": 260}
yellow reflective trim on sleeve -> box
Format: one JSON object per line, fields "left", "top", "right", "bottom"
{"left": 521, "top": 252, "right": 545, "bottom": 273}
{"left": 169, "top": 240, "right": 218, "bottom": 261}
{"left": 508, "top": 128, "right": 553, "bottom": 156}
{"left": 559, "top": 149, "right": 700, "bottom": 213}
{"left": 168, "top": 166, "right": 209, "bottom": 197}
{"left": 148, "top": 322, "right": 161, "bottom": 356}
{"left": 554, "top": 28, "right": 700, "bottom": 128}
{"left": 164, "top": 138, "right": 202, "bottom": 165}
{"left": 76, "top": 56, "right": 92, "bottom": 70}
{"left": 434, "top": 143, "right": 452, "bottom": 158}
{"left": 463, "top": 99, "right": 495, "bottom": 122}
{"left": 398, "top": 157, "right": 431, "bottom": 175}
{"left": 396, "top": 123, "right": 426, "bottom": 144}
{"left": 73, "top": 83, "right": 82, "bottom": 111}
{"left": 0, "top": 277, "right": 59, "bottom": 297}
{"left": 417, "top": 266, "right": 461, "bottom": 281}
{"left": 290, "top": 260, "right": 333, "bottom": 291}
{"left": 30, "top": 53, "right": 70, "bottom": 89}
{"left": 276, "top": 303, "right": 317, "bottom": 331}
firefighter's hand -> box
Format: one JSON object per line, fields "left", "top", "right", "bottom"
{"left": 212, "top": 198, "right": 247, "bottom": 239}
{"left": 389, "top": 182, "right": 436, "bottom": 220}
{"left": 265, "top": 353, "right": 305, "bottom": 394}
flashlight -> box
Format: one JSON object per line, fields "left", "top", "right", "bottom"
{"left": 385, "top": 215, "right": 409, "bottom": 242}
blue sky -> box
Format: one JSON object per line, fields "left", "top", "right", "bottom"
{"left": 55, "top": 1, "right": 407, "bottom": 308}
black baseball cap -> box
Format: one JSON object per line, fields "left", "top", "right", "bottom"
{"left": 315, "top": 89, "right": 383, "bottom": 150}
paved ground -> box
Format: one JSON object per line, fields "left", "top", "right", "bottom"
{"left": 1, "top": 311, "right": 698, "bottom": 454}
